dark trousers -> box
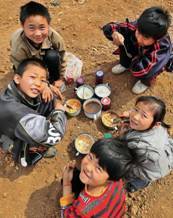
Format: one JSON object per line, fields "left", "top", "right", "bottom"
{"left": 119, "top": 46, "right": 156, "bottom": 86}
{"left": 43, "top": 49, "right": 61, "bottom": 84}
{"left": 119, "top": 45, "right": 132, "bottom": 68}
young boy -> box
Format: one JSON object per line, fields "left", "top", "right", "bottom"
{"left": 10, "top": 1, "right": 66, "bottom": 101}
{"left": 0, "top": 58, "right": 67, "bottom": 166}
{"left": 103, "top": 6, "right": 172, "bottom": 94}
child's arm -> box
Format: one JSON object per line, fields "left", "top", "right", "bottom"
{"left": 131, "top": 36, "right": 171, "bottom": 79}
{"left": 14, "top": 100, "right": 67, "bottom": 147}
{"left": 102, "top": 20, "right": 136, "bottom": 42}
{"left": 50, "top": 28, "right": 66, "bottom": 77}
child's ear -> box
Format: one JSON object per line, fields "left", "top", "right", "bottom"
{"left": 14, "top": 74, "right": 21, "bottom": 85}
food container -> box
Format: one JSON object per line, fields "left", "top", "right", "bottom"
{"left": 75, "top": 133, "right": 95, "bottom": 156}
{"left": 101, "top": 111, "right": 121, "bottom": 130}
{"left": 75, "top": 85, "right": 94, "bottom": 101}
{"left": 94, "top": 84, "right": 111, "bottom": 99}
{"left": 76, "top": 76, "right": 84, "bottom": 87}
{"left": 65, "top": 98, "right": 81, "bottom": 116}
{"left": 83, "top": 98, "right": 102, "bottom": 120}
{"left": 101, "top": 97, "right": 111, "bottom": 111}
{"left": 95, "top": 70, "right": 104, "bottom": 84}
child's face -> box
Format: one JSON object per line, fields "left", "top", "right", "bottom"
{"left": 14, "top": 65, "right": 47, "bottom": 98}
{"left": 22, "top": 15, "right": 49, "bottom": 45}
{"left": 79, "top": 153, "right": 109, "bottom": 187}
{"left": 135, "top": 29, "right": 155, "bottom": 47}
{"left": 129, "top": 101, "right": 155, "bottom": 131}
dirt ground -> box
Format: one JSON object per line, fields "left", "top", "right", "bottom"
{"left": 0, "top": 0, "right": 173, "bottom": 217}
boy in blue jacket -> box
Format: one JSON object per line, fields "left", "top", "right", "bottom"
{"left": 103, "top": 6, "right": 172, "bottom": 94}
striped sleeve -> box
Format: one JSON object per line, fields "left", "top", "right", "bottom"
{"left": 131, "top": 36, "right": 172, "bottom": 79}
{"left": 61, "top": 180, "right": 126, "bottom": 218}
{"left": 102, "top": 21, "right": 136, "bottom": 41}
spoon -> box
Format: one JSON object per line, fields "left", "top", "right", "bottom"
{"left": 123, "top": 43, "right": 132, "bottom": 58}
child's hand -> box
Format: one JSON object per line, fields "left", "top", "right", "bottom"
{"left": 54, "top": 79, "right": 64, "bottom": 89}
{"left": 63, "top": 160, "right": 76, "bottom": 185}
{"left": 50, "top": 85, "right": 64, "bottom": 101}
{"left": 119, "top": 111, "right": 130, "bottom": 118}
{"left": 42, "top": 85, "right": 54, "bottom": 103}
{"left": 112, "top": 31, "right": 124, "bottom": 46}
{"left": 54, "top": 98, "right": 65, "bottom": 111}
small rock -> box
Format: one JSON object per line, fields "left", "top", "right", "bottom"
{"left": 55, "top": 173, "right": 59, "bottom": 179}
{"left": 3, "top": 193, "right": 7, "bottom": 198}
{"left": 131, "top": 205, "right": 138, "bottom": 216}
{"left": 50, "top": 0, "right": 60, "bottom": 6}
{"left": 78, "top": 0, "right": 86, "bottom": 4}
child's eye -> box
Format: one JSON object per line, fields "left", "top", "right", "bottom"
{"left": 40, "top": 26, "right": 46, "bottom": 30}
{"left": 28, "top": 26, "right": 35, "bottom": 31}
{"left": 97, "top": 166, "right": 102, "bottom": 172}
{"left": 142, "top": 113, "right": 148, "bottom": 119}
{"left": 134, "top": 108, "right": 138, "bottom": 112}
{"left": 41, "top": 79, "right": 47, "bottom": 84}
{"left": 30, "top": 75, "right": 36, "bottom": 79}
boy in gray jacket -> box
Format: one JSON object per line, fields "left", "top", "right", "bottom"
{"left": 0, "top": 58, "right": 67, "bottom": 166}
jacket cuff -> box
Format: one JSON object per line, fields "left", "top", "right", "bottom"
{"left": 60, "top": 194, "right": 74, "bottom": 207}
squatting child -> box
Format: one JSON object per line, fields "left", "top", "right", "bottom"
{"left": 60, "top": 138, "right": 133, "bottom": 217}
{"left": 103, "top": 6, "right": 173, "bottom": 94}
{"left": 10, "top": 1, "right": 66, "bottom": 101}
{"left": 0, "top": 58, "right": 67, "bottom": 166}
{"left": 119, "top": 96, "right": 173, "bottom": 191}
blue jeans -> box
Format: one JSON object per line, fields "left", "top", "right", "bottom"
{"left": 126, "top": 178, "right": 150, "bottom": 192}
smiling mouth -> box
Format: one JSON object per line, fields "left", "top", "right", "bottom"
{"left": 31, "top": 88, "right": 40, "bottom": 95}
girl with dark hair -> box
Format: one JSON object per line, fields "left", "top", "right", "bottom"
{"left": 119, "top": 96, "right": 173, "bottom": 192}
{"left": 60, "top": 138, "right": 133, "bottom": 217}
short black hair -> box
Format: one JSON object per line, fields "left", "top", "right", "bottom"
{"left": 90, "top": 138, "right": 133, "bottom": 181}
{"left": 137, "top": 6, "right": 171, "bottom": 40}
{"left": 136, "top": 95, "right": 170, "bottom": 129}
{"left": 16, "top": 58, "right": 48, "bottom": 78}
{"left": 20, "top": 1, "right": 51, "bottom": 24}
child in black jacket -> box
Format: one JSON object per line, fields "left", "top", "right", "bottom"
{"left": 103, "top": 6, "right": 172, "bottom": 94}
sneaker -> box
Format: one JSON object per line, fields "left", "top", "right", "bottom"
{"left": 132, "top": 80, "right": 148, "bottom": 94}
{"left": 112, "top": 64, "right": 127, "bottom": 74}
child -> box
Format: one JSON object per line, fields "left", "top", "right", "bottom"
{"left": 119, "top": 96, "right": 173, "bottom": 192}
{"left": 0, "top": 58, "right": 67, "bottom": 166}
{"left": 10, "top": 1, "right": 66, "bottom": 101}
{"left": 60, "top": 138, "right": 133, "bottom": 217}
{"left": 103, "top": 6, "right": 172, "bottom": 94}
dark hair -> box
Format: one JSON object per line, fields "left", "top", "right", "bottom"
{"left": 16, "top": 58, "right": 48, "bottom": 78}
{"left": 90, "top": 138, "right": 133, "bottom": 181}
{"left": 137, "top": 6, "right": 171, "bottom": 39}
{"left": 20, "top": 1, "right": 51, "bottom": 24}
{"left": 136, "top": 96, "right": 170, "bottom": 129}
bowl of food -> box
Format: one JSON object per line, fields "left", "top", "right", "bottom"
{"left": 83, "top": 98, "right": 102, "bottom": 120}
{"left": 65, "top": 98, "right": 81, "bottom": 116}
{"left": 75, "top": 85, "right": 94, "bottom": 101}
{"left": 101, "top": 111, "right": 121, "bottom": 130}
{"left": 94, "top": 84, "right": 111, "bottom": 99}
{"left": 75, "top": 133, "right": 95, "bottom": 155}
